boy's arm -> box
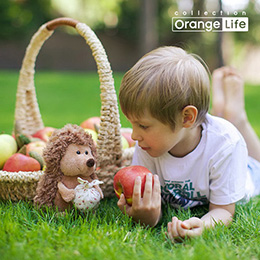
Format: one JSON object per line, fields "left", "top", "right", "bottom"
{"left": 201, "top": 202, "right": 234, "bottom": 227}
{"left": 167, "top": 202, "right": 235, "bottom": 239}
{"left": 117, "top": 173, "right": 162, "bottom": 227}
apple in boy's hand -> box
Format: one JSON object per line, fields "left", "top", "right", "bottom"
{"left": 32, "top": 127, "right": 56, "bottom": 142}
{"left": 26, "top": 141, "right": 46, "bottom": 156}
{"left": 80, "top": 117, "right": 101, "bottom": 131}
{"left": 113, "top": 165, "right": 152, "bottom": 205}
{"left": 3, "top": 153, "right": 41, "bottom": 172}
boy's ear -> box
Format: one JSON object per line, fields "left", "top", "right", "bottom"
{"left": 181, "top": 105, "right": 198, "bottom": 128}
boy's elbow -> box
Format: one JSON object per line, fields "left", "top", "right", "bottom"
{"left": 209, "top": 202, "right": 236, "bottom": 216}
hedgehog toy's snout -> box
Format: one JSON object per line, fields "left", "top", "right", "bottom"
{"left": 86, "top": 158, "right": 95, "bottom": 168}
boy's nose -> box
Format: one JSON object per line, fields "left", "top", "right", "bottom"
{"left": 131, "top": 129, "right": 141, "bottom": 141}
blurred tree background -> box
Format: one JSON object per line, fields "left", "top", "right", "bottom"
{"left": 0, "top": 0, "right": 260, "bottom": 82}
{"left": 0, "top": 0, "right": 52, "bottom": 39}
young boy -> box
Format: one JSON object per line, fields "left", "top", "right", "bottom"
{"left": 117, "top": 46, "right": 260, "bottom": 239}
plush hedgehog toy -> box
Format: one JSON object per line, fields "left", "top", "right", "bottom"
{"left": 34, "top": 124, "right": 103, "bottom": 211}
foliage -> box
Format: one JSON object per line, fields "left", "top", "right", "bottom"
{"left": 1, "top": 0, "right": 260, "bottom": 73}
{"left": 111, "top": 0, "right": 139, "bottom": 42}
{"left": 0, "top": 0, "right": 52, "bottom": 40}
{"left": 51, "top": 0, "right": 123, "bottom": 29}
{"left": 1, "top": 0, "right": 260, "bottom": 45}
{"left": 233, "top": 1, "right": 260, "bottom": 45}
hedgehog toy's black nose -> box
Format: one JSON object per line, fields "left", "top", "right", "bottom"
{"left": 86, "top": 158, "right": 95, "bottom": 168}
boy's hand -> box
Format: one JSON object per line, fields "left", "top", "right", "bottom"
{"left": 117, "top": 173, "right": 161, "bottom": 227}
{"left": 167, "top": 217, "right": 204, "bottom": 240}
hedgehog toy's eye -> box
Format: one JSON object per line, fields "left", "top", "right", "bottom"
{"left": 85, "top": 151, "right": 88, "bottom": 155}
{"left": 76, "top": 150, "right": 81, "bottom": 155}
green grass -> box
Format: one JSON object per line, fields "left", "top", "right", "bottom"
{"left": 0, "top": 70, "right": 131, "bottom": 134}
{"left": 1, "top": 70, "right": 260, "bottom": 135}
{"left": 0, "top": 197, "right": 259, "bottom": 260}
{"left": 1, "top": 70, "right": 260, "bottom": 259}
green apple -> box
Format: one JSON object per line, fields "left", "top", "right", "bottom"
{"left": 0, "top": 134, "right": 18, "bottom": 169}
{"left": 121, "top": 135, "right": 129, "bottom": 149}
{"left": 84, "top": 129, "right": 98, "bottom": 144}
{"left": 0, "top": 139, "right": 14, "bottom": 169}
{"left": 121, "top": 128, "right": 136, "bottom": 147}
{"left": 0, "top": 134, "right": 17, "bottom": 154}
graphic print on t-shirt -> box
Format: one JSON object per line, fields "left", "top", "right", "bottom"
{"left": 161, "top": 179, "right": 208, "bottom": 209}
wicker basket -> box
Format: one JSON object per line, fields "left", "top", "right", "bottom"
{"left": 0, "top": 17, "right": 134, "bottom": 201}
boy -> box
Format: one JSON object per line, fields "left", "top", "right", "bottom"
{"left": 117, "top": 46, "right": 260, "bottom": 239}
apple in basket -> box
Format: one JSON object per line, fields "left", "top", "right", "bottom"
{"left": 84, "top": 128, "right": 128, "bottom": 149}
{"left": 121, "top": 135, "right": 129, "bottom": 149}
{"left": 0, "top": 134, "right": 18, "bottom": 169}
{"left": 113, "top": 165, "right": 152, "bottom": 206}
{"left": 32, "top": 127, "right": 56, "bottom": 142}
{"left": 81, "top": 118, "right": 129, "bottom": 149}
{"left": 80, "top": 117, "right": 101, "bottom": 132}
{"left": 84, "top": 129, "right": 98, "bottom": 145}
{"left": 121, "top": 128, "right": 136, "bottom": 148}
{"left": 3, "top": 153, "right": 41, "bottom": 172}
{"left": 26, "top": 141, "right": 46, "bottom": 156}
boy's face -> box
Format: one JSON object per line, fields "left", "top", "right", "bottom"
{"left": 127, "top": 110, "right": 196, "bottom": 158}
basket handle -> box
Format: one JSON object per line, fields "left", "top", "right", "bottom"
{"left": 15, "top": 17, "right": 123, "bottom": 168}
{"left": 46, "top": 17, "right": 78, "bottom": 30}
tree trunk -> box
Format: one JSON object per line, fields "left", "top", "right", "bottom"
{"left": 216, "top": 0, "right": 224, "bottom": 67}
{"left": 138, "top": 0, "right": 158, "bottom": 56}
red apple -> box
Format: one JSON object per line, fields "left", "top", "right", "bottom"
{"left": 80, "top": 117, "right": 101, "bottom": 131}
{"left": 3, "top": 153, "right": 41, "bottom": 172}
{"left": 113, "top": 165, "right": 152, "bottom": 205}
{"left": 26, "top": 141, "right": 46, "bottom": 156}
{"left": 32, "top": 127, "right": 56, "bottom": 142}
{"left": 121, "top": 129, "right": 135, "bottom": 147}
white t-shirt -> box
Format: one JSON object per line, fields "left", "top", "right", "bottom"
{"left": 132, "top": 114, "right": 248, "bottom": 209}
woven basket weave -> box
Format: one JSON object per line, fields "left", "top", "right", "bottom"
{"left": 0, "top": 17, "right": 134, "bottom": 201}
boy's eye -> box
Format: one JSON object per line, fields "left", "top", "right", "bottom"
{"left": 139, "top": 124, "right": 148, "bottom": 129}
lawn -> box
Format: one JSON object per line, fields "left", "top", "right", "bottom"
{"left": 0, "top": 70, "right": 131, "bottom": 134}
{"left": 0, "top": 70, "right": 260, "bottom": 260}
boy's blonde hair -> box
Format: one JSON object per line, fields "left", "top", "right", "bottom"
{"left": 119, "top": 46, "right": 210, "bottom": 129}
